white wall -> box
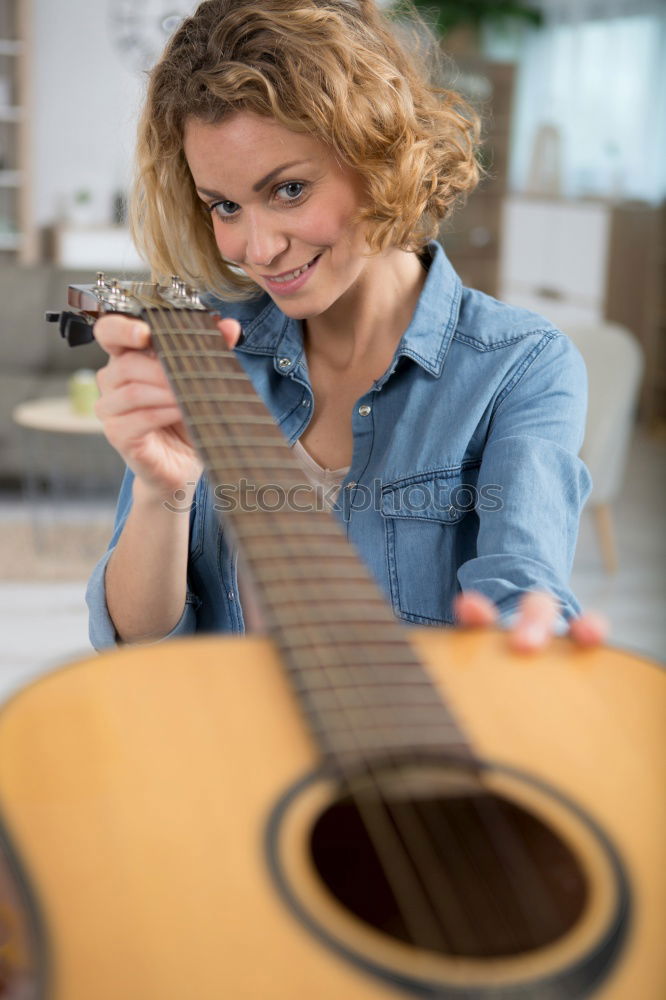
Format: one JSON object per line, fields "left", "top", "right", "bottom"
{"left": 31, "top": 0, "right": 147, "bottom": 227}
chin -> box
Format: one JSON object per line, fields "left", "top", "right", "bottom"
{"left": 273, "top": 302, "right": 323, "bottom": 322}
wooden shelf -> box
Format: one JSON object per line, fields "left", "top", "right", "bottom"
{"left": 439, "top": 57, "right": 516, "bottom": 298}
{"left": 0, "top": 0, "right": 35, "bottom": 262}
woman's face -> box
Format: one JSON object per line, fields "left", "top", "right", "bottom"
{"left": 183, "top": 112, "right": 371, "bottom": 320}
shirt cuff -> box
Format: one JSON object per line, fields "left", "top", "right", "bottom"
{"left": 86, "top": 547, "right": 200, "bottom": 651}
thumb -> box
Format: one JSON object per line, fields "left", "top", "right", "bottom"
{"left": 217, "top": 317, "right": 242, "bottom": 350}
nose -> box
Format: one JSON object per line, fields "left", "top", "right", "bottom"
{"left": 243, "top": 210, "right": 288, "bottom": 269}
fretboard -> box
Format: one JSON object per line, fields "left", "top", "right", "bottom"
{"left": 149, "top": 305, "right": 474, "bottom": 772}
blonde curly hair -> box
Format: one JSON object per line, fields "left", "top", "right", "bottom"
{"left": 131, "top": 0, "right": 481, "bottom": 298}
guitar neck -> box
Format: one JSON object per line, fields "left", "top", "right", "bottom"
{"left": 67, "top": 280, "right": 474, "bottom": 772}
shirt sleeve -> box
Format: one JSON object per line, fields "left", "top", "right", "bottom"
{"left": 86, "top": 467, "right": 200, "bottom": 651}
{"left": 457, "top": 330, "right": 592, "bottom": 626}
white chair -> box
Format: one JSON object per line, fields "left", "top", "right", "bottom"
{"left": 566, "top": 322, "right": 644, "bottom": 573}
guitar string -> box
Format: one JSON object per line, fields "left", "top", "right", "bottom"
{"left": 178, "top": 306, "right": 572, "bottom": 952}
{"left": 102, "top": 286, "right": 498, "bottom": 948}
{"left": 146, "top": 293, "right": 558, "bottom": 954}
{"left": 143, "top": 358, "right": 568, "bottom": 944}
{"left": 186, "top": 313, "right": 548, "bottom": 952}
{"left": 153, "top": 302, "right": 552, "bottom": 952}
{"left": 152, "top": 302, "right": 560, "bottom": 952}
{"left": 151, "top": 300, "right": 472, "bottom": 952}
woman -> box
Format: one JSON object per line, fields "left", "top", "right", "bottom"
{"left": 87, "top": 0, "right": 605, "bottom": 650}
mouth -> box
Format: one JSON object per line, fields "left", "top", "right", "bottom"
{"left": 260, "top": 254, "right": 322, "bottom": 292}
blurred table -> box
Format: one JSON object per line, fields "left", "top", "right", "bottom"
{"left": 13, "top": 396, "right": 103, "bottom": 436}
{"left": 12, "top": 396, "right": 118, "bottom": 549}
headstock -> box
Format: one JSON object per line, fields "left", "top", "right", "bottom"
{"left": 46, "top": 271, "right": 207, "bottom": 348}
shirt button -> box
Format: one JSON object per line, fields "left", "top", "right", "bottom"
{"left": 227, "top": 591, "right": 235, "bottom": 600}
{"left": 346, "top": 481, "right": 356, "bottom": 490}
{"left": 358, "top": 404, "right": 372, "bottom": 416}
{"left": 278, "top": 357, "right": 291, "bottom": 369}
{"left": 301, "top": 398, "right": 310, "bottom": 406}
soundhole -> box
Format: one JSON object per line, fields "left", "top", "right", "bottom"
{"left": 309, "top": 767, "right": 588, "bottom": 959}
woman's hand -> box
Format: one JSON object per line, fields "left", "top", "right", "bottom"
{"left": 94, "top": 313, "right": 242, "bottom": 500}
{"left": 453, "top": 590, "right": 608, "bottom": 651}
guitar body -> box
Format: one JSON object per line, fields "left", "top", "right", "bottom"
{"left": 0, "top": 631, "right": 663, "bottom": 999}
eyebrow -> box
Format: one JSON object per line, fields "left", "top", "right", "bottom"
{"left": 196, "top": 160, "right": 313, "bottom": 200}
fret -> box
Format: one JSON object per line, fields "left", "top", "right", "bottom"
{"left": 264, "top": 604, "right": 402, "bottom": 628}
{"left": 192, "top": 434, "right": 284, "bottom": 449}
{"left": 193, "top": 436, "right": 288, "bottom": 454}
{"left": 190, "top": 413, "right": 276, "bottom": 426}
{"left": 303, "top": 699, "right": 469, "bottom": 754}
{"left": 195, "top": 456, "right": 301, "bottom": 472}
{"left": 287, "top": 647, "right": 421, "bottom": 669}
{"left": 260, "top": 576, "right": 385, "bottom": 599}
{"left": 237, "top": 547, "right": 363, "bottom": 569}
{"left": 177, "top": 392, "right": 268, "bottom": 405}
{"left": 252, "top": 563, "right": 372, "bottom": 584}
{"left": 265, "top": 589, "right": 389, "bottom": 611}
{"left": 152, "top": 321, "right": 219, "bottom": 332}
{"left": 168, "top": 370, "right": 249, "bottom": 381}
{"left": 274, "top": 614, "right": 409, "bottom": 636}
{"left": 233, "top": 508, "right": 343, "bottom": 528}
{"left": 232, "top": 530, "right": 352, "bottom": 551}
{"left": 301, "top": 683, "right": 443, "bottom": 708}
{"left": 285, "top": 648, "right": 424, "bottom": 670}
{"left": 286, "top": 657, "right": 428, "bottom": 688}
{"left": 155, "top": 324, "right": 220, "bottom": 334}
{"left": 194, "top": 436, "right": 287, "bottom": 453}
{"left": 155, "top": 349, "right": 233, "bottom": 360}
{"left": 238, "top": 534, "right": 348, "bottom": 552}
{"left": 316, "top": 726, "right": 468, "bottom": 755}
{"left": 312, "top": 704, "right": 460, "bottom": 732}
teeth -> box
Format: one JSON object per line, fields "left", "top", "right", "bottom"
{"left": 269, "top": 259, "right": 315, "bottom": 283}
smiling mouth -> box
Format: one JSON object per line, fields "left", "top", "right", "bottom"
{"left": 261, "top": 255, "right": 321, "bottom": 283}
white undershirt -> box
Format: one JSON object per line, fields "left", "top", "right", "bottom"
{"left": 290, "top": 438, "right": 350, "bottom": 508}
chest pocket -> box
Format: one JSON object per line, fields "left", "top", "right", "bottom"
{"left": 381, "top": 470, "right": 479, "bottom": 625}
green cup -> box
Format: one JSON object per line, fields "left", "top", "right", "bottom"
{"left": 68, "top": 369, "right": 100, "bottom": 416}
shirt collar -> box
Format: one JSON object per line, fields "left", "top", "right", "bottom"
{"left": 232, "top": 240, "right": 461, "bottom": 377}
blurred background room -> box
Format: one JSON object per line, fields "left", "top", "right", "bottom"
{"left": 0, "top": 0, "right": 664, "bottom": 698}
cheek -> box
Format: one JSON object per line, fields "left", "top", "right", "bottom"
{"left": 211, "top": 218, "right": 243, "bottom": 261}
{"left": 300, "top": 201, "right": 361, "bottom": 254}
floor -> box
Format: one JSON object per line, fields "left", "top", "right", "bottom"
{"left": 0, "top": 429, "right": 663, "bottom": 705}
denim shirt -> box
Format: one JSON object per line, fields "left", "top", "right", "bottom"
{"left": 87, "top": 241, "right": 590, "bottom": 649}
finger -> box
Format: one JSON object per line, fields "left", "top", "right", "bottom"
{"left": 97, "top": 352, "right": 171, "bottom": 393}
{"left": 454, "top": 590, "right": 498, "bottom": 628}
{"left": 94, "top": 316, "right": 151, "bottom": 357}
{"left": 96, "top": 382, "right": 179, "bottom": 419}
{"left": 509, "top": 590, "right": 559, "bottom": 652}
{"left": 569, "top": 612, "right": 609, "bottom": 648}
{"left": 217, "top": 318, "right": 242, "bottom": 349}
{"left": 103, "top": 406, "right": 185, "bottom": 446}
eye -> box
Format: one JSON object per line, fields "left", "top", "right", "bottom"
{"left": 210, "top": 199, "right": 239, "bottom": 220}
{"left": 275, "top": 181, "right": 306, "bottom": 203}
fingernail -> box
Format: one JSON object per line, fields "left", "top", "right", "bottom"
{"left": 519, "top": 623, "right": 548, "bottom": 646}
{"left": 132, "top": 324, "right": 147, "bottom": 344}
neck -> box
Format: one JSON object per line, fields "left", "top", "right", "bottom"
{"left": 304, "top": 247, "right": 427, "bottom": 372}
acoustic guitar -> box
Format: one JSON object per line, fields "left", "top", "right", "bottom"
{"left": 0, "top": 276, "right": 662, "bottom": 999}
